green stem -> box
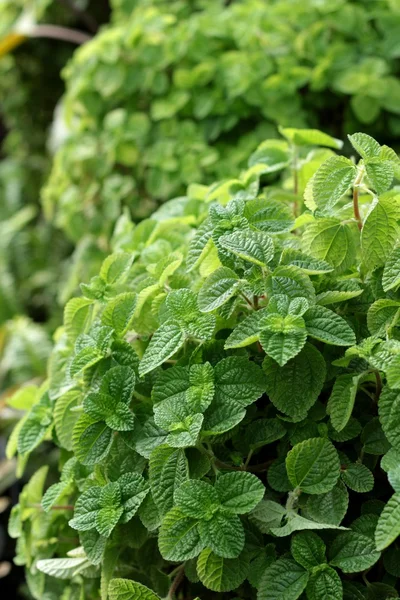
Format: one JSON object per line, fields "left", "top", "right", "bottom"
{"left": 353, "top": 167, "right": 364, "bottom": 231}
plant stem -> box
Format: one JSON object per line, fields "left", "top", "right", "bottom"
{"left": 168, "top": 563, "right": 185, "bottom": 600}
{"left": 374, "top": 370, "right": 382, "bottom": 403}
{"left": 29, "top": 503, "right": 74, "bottom": 511}
{"left": 30, "top": 25, "right": 91, "bottom": 45}
{"left": 353, "top": 168, "right": 364, "bottom": 231}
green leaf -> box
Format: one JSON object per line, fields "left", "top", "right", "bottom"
{"left": 266, "top": 266, "right": 316, "bottom": 303}
{"left": 42, "top": 482, "right": 69, "bottom": 513}
{"left": 313, "top": 156, "right": 356, "bottom": 212}
{"left": 109, "top": 579, "right": 160, "bottom": 600}
{"left": 219, "top": 230, "right": 274, "bottom": 266}
{"left": 213, "top": 356, "right": 266, "bottom": 409}
{"left": 306, "top": 483, "right": 349, "bottom": 526}
{"left": 54, "top": 390, "right": 81, "bottom": 451}
{"left": 158, "top": 507, "right": 203, "bottom": 561}
{"left": 365, "top": 160, "right": 394, "bottom": 194}
{"left": 361, "top": 196, "right": 400, "bottom": 270}
{"left": 73, "top": 416, "right": 113, "bottom": 466}
{"left": 379, "top": 387, "right": 400, "bottom": 449}
{"left": 198, "top": 512, "right": 245, "bottom": 559}
{"left": 102, "top": 293, "right": 137, "bottom": 337}
{"left": 36, "top": 557, "right": 90, "bottom": 580}
{"left": 139, "top": 321, "right": 185, "bottom": 376}
{"left": 95, "top": 505, "right": 124, "bottom": 537}
{"left": 215, "top": 472, "right": 265, "bottom": 514}
{"left": 198, "top": 267, "right": 241, "bottom": 313}
{"left": 280, "top": 128, "right": 342, "bottom": 149}
{"left": 329, "top": 531, "right": 380, "bottom": 572}
{"left": 303, "top": 218, "right": 356, "bottom": 273}
{"left": 149, "top": 446, "right": 188, "bottom": 518}
{"left": 286, "top": 438, "right": 340, "bottom": 494}
{"left": 197, "top": 548, "right": 249, "bottom": 592}
{"left": 348, "top": 133, "right": 381, "bottom": 159}
{"left": 375, "top": 493, "right": 400, "bottom": 551}
{"left": 264, "top": 344, "right": 326, "bottom": 421}
{"left": 244, "top": 196, "right": 295, "bottom": 233}
{"left": 258, "top": 558, "right": 309, "bottom": 600}
{"left": 69, "top": 487, "right": 101, "bottom": 532}
{"left": 100, "top": 252, "right": 133, "bottom": 284}
{"left": 291, "top": 531, "right": 326, "bottom": 570}
{"left": 280, "top": 248, "right": 333, "bottom": 275}
{"left": 245, "top": 418, "right": 286, "bottom": 450}
{"left": 225, "top": 309, "right": 267, "bottom": 349}
{"left": 248, "top": 139, "right": 290, "bottom": 172}
{"left": 260, "top": 313, "right": 307, "bottom": 366}
{"left": 383, "top": 246, "right": 400, "bottom": 292}
{"left": 367, "top": 299, "right": 400, "bottom": 337}
{"left": 174, "top": 479, "right": 219, "bottom": 520}
{"left": 64, "top": 298, "right": 93, "bottom": 343}
{"left": 306, "top": 565, "right": 343, "bottom": 600}
{"left": 341, "top": 463, "right": 374, "bottom": 493}
{"left": 304, "top": 306, "right": 356, "bottom": 346}
{"left": 327, "top": 374, "right": 362, "bottom": 432}
{"left": 249, "top": 500, "right": 287, "bottom": 533}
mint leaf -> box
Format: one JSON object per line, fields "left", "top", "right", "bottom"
{"left": 198, "top": 512, "right": 245, "bottom": 559}
{"left": 304, "top": 306, "right": 356, "bottom": 346}
{"left": 215, "top": 472, "right": 265, "bottom": 514}
{"left": 286, "top": 438, "right": 340, "bottom": 494}
{"left": 197, "top": 548, "right": 249, "bottom": 592}
{"left": 291, "top": 531, "right": 326, "bottom": 570}
{"left": 139, "top": 321, "right": 185, "bottom": 376}
{"left": 264, "top": 344, "right": 326, "bottom": 421}
{"left": 198, "top": 267, "right": 241, "bottom": 313}
{"left": 158, "top": 507, "right": 203, "bottom": 561}
{"left": 329, "top": 531, "right": 380, "bottom": 573}
{"left": 258, "top": 558, "right": 309, "bottom": 600}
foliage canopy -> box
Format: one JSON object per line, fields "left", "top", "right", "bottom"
{"left": 8, "top": 129, "right": 400, "bottom": 599}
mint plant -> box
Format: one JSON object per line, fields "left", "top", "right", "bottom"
{"left": 44, "top": 0, "right": 400, "bottom": 244}
{"left": 7, "top": 129, "right": 400, "bottom": 599}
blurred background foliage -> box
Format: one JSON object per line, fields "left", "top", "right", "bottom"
{"left": 1, "top": 0, "right": 400, "bottom": 593}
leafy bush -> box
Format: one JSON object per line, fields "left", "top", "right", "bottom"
{"left": 8, "top": 129, "right": 400, "bottom": 599}
{"left": 43, "top": 0, "right": 400, "bottom": 241}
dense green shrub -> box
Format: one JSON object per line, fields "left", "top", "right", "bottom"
{"left": 44, "top": 0, "right": 400, "bottom": 241}
{"left": 8, "top": 129, "right": 400, "bottom": 599}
